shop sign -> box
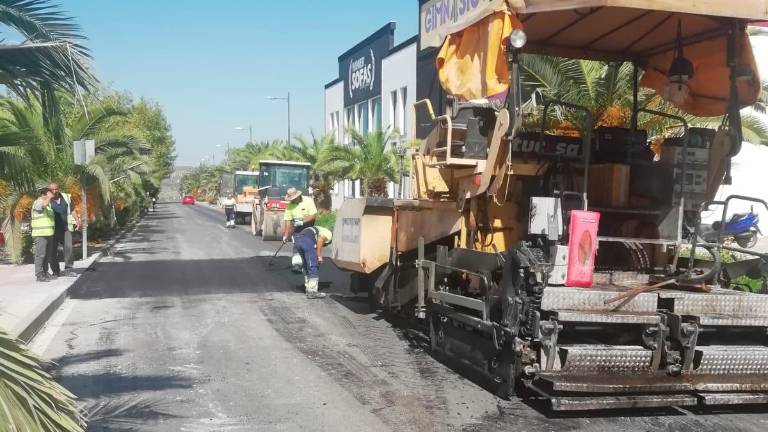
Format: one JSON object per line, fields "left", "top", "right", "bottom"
{"left": 341, "top": 32, "right": 390, "bottom": 107}
{"left": 420, "top": 0, "right": 507, "bottom": 50}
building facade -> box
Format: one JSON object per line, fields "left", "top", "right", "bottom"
{"left": 324, "top": 22, "right": 417, "bottom": 208}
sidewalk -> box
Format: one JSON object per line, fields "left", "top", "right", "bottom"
{"left": 0, "top": 220, "right": 139, "bottom": 344}
{"left": 0, "top": 253, "right": 101, "bottom": 343}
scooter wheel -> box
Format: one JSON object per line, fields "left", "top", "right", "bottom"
{"left": 736, "top": 232, "right": 758, "bottom": 249}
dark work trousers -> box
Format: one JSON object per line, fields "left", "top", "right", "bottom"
{"left": 295, "top": 231, "right": 319, "bottom": 279}
{"left": 50, "top": 229, "right": 73, "bottom": 274}
{"left": 33, "top": 236, "right": 55, "bottom": 277}
{"left": 225, "top": 207, "right": 235, "bottom": 222}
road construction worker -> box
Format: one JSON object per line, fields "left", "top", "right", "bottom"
{"left": 294, "top": 225, "right": 332, "bottom": 299}
{"left": 48, "top": 182, "right": 80, "bottom": 277}
{"left": 31, "top": 187, "right": 56, "bottom": 282}
{"left": 282, "top": 188, "right": 317, "bottom": 273}
{"left": 222, "top": 194, "right": 237, "bottom": 228}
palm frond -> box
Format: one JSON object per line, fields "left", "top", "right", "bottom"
{"left": 0, "top": 329, "right": 85, "bottom": 431}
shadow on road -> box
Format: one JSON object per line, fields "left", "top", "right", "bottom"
{"left": 51, "top": 349, "right": 125, "bottom": 369}
{"left": 58, "top": 372, "right": 194, "bottom": 399}
{"left": 69, "top": 255, "right": 357, "bottom": 300}
{"left": 84, "top": 397, "right": 179, "bottom": 432}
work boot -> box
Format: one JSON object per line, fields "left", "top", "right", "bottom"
{"left": 291, "top": 254, "right": 303, "bottom": 274}
{"left": 305, "top": 278, "right": 325, "bottom": 299}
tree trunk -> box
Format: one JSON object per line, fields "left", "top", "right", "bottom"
{"left": 313, "top": 188, "right": 332, "bottom": 211}
{"left": 366, "top": 177, "right": 389, "bottom": 198}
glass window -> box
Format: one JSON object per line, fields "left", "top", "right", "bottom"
{"left": 345, "top": 107, "right": 355, "bottom": 130}
{"left": 357, "top": 102, "right": 369, "bottom": 136}
{"left": 258, "top": 163, "right": 309, "bottom": 199}
{"left": 399, "top": 87, "right": 408, "bottom": 135}
{"left": 390, "top": 90, "right": 399, "bottom": 132}
{"left": 372, "top": 97, "right": 382, "bottom": 133}
{"left": 345, "top": 107, "right": 355, "bottom": 143}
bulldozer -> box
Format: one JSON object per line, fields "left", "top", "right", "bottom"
{"left": 331, "top": 0, "right": 768, "bottom": 411}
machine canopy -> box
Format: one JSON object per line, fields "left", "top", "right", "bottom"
{"left": 431, "top": 0, "right": 765, "bottom": 115}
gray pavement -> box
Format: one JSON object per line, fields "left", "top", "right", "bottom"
{"left": 0, "top": 246, "right": 103, "bottom": 342}
{"left": 32, "top": 203, "right": 768, "bottom": 431}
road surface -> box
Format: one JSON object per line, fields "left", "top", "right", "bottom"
{"left": 34, "top": 203, "right": 768, "bottom": 431}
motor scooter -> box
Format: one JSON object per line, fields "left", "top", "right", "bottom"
{"left": 699, "top": 206, "right": 762, "bottom": 248}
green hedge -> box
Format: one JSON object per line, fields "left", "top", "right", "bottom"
{"left": 316, "top": 211, "right": 336, "bottom": 231}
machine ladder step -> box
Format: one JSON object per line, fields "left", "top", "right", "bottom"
{"left": 557, "top": 345, "right": 655, "bottom": 374}
{"left": 692, "top": 345, "right": 768, "bottom": 375}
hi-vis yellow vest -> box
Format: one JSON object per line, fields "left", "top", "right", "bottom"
{"left": 31, "top": 199, "right": 55, "bottom": 237}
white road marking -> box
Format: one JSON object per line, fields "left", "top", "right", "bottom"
{"left": 28, "top": 300, "right": 76, "bottom": 356}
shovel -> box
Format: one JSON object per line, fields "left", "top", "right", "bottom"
{"left": 267, "top": 240, "right": 288, "bottom": 267}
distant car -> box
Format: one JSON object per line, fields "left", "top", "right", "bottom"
{"left": 182, "top": 195, "right": 195, "bottom": 205}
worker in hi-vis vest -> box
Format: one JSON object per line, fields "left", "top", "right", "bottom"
{"left": 48, "top": 182, "right": 81, "bottom": 277}
{"left": 221, "top": 194, "right": 237, "bottom": 229}
{"left": 294, "top": 225, "right": 333, "bottom": 299}
{"left": 31, "top": 187, "right": 56, "bottom": 282}
{"left": 282, "top": 188, "right": 317, "bottom": 273}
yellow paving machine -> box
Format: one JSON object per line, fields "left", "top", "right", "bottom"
{"left": 331, "top": 0, "right": 768, "bottom": 410}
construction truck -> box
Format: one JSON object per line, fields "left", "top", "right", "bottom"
{"left": 331, "top": 1, "right": 768, "bottom": 411}
{"left": 251, "top": 160, "right": 311, "bottom": 240}
{"left": 233, "top": 171, "right": 259, "bottom": 224}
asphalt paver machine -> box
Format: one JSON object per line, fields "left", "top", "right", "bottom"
{"left": 331, "top": 0, "right": 768, "bottom": 410}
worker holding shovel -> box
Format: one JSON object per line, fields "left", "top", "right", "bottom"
{"left": 282, "top": 188, "right": 317, "bottom": 273}
{"left": 294, "top": 225, "right": 332, "bottom": 299}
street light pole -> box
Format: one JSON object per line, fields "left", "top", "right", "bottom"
{"left": 235, "top": 126, "right": 252, "bottom": 145}
{"left": 267, "top": 92, "right": 291, "bottom": 145}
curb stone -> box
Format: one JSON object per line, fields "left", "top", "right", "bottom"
{"left": 16, "top": 217, "right": 143, "bottom": 344}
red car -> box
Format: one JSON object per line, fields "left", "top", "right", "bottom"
{"left": 181, "top": 195, "right": 195, "bottom": 205}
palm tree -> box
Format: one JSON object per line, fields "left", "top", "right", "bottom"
{"left": 224, "top": 141, "right": 279, "bottom": 171}
{"left": 519, "top": 55, "right": 768, "bottom": 143}
{"left": 292, "top": 132, "right": 340, "bottom": 210}
{"left": 0, "top": 3, "right": 103, "bottom": 431}
{"left": 0, "top": 1, "right": 93, "bottom": 97}
{"left": 0, "top": 97, "right": 151, "bottom": 261}
{"left": 0, "top": 329, "right": 85, "bottom": 431}
{"left": 321, "top": 129, "right": 400, "bottom": 197}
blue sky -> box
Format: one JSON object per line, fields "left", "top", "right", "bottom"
{"left": 66, "top": 1, "right": 419, "bottom": 166}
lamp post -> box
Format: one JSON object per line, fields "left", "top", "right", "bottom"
{"left": 267, "top": 92, "right": 291, "bottom": 145}
{"left": 396, "top": 143, "right": 408, "bottom": 199}
{"left": 234, "top": 125, "right": 253, "bottom": 144}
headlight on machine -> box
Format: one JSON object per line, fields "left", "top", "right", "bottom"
{"left": 509, "top": 29, "right": 527, "bottom": 49}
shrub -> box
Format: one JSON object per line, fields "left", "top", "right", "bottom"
{"left": 316, "top": 210, "right": 336, "bottom": 231}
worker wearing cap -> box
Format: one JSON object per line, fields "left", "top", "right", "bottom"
{"left": 294, "top": 225, "right": 333, "bottom": 299}
{"left": 48, "top": 181, "right": 80, "bottom": 277}
{"left": 31, "top": 187, "right": 56, "bottom": 282}
{"left": 221, "top": 193, "right": 237, "bottom": 228}
{"left": 282, "top": 188, "right": 317, "bottom": 272}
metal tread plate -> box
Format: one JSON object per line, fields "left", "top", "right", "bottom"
{"left": 542, "top": 286, "right": 658, "bottom": 313}
{"left": 699, "top": 393, "right": 768, "bottom": 405}
{"left": 658, "top": 289, "right": 768, "bottom": 318}
{"left": 554, "top": 310, "right": 661, "bottom": 325}
{"left": 549, "top": 394, "right": 698, "bottom": 411}
{"left": 693, "top": 345, "right": 768, "bottom": 375}
{"left": 695, "top": 314, "right": 768, "bottom": 327}
{"left": 560, "top": 345, "right": 654, "bottom": 374}
{"left": 534, "top": 372, "right": 768, "bottom": 394}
